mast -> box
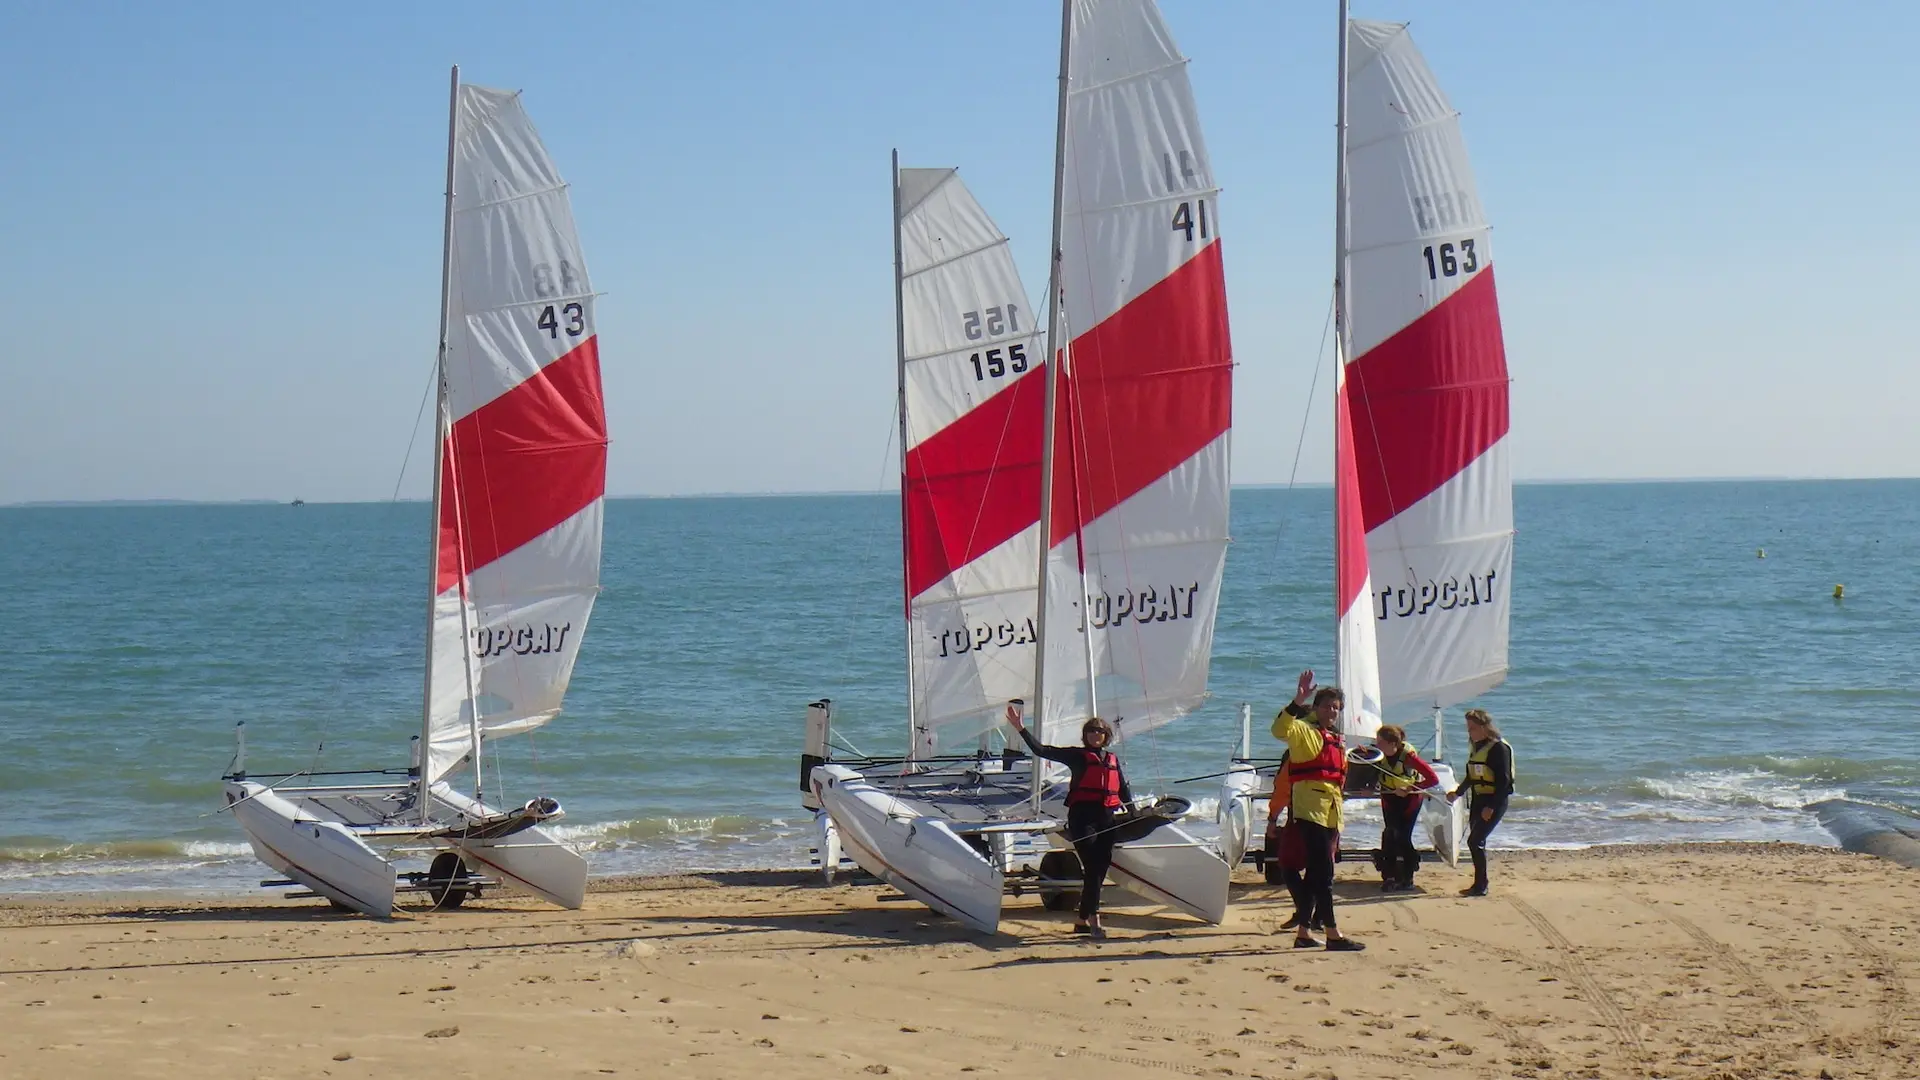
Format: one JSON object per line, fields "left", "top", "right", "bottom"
{"left": 418, "top": 64, "right": 460, "bottom": 822}
{"left": 1029, "top": 0, "right": 1074, "bottom": 811}
{"left": 1332, "top": 0, "right": 1352, "bottom": 690}
{"left": 891, "top": 149, "right": 922, "bottom": 760}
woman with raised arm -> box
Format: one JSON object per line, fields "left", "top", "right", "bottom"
{"left": 1006, "top": 701, "right": 1129, "bottom": 940}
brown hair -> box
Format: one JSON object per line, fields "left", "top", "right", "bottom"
{"left": 1081, "top": 716, "right": 1114, "bottom": 740}
{"left": 1311, "top": 686, "right": 1345, "bottom": 709}
{"left": 1376, "top": 724, "right": 1406, "bottom": 744}
{"left": 1464, "top": 708, "right": 1501, "bottom": 740}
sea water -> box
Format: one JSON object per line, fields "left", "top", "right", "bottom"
{"left": 2, "top": 480, "right": 1916, "bottom": 894}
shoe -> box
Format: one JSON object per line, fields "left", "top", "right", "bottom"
{"left": 1325, "top": 937, "right": 1366, "bottom": 952}
{"left": 1278, "top": 914, "right": 1302, "bottom": 930}
{"left": 1292, "top": 936, "right": 1323, "bottom": 949}
{"left": 1459, "top": 886, "right": 1487, "bottom": 897}
{"left": 1089, "top": 926, "right": 1108, "bottom": 941}
{"left": 1072, "top": 922, "right": 1094, "bottom": 934}
{"left": 1379, "top": 880, "right": 1396, "bottom": 892}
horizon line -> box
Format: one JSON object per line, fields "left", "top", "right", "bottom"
{"left": 7, "top": 473, "right": 1918, "bottom": 508}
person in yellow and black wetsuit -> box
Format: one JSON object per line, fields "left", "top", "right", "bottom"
{"left": 1006, "top": 702, "right": 1129, "bottom": 940}
{"left": 1272, "top": 670, "right": 1364, "bottom": 952}
{"left": 1447, "top": 708, "right": 1514, "bottom": 897}
{"left": 1373, "top": 724, "right": 1440, "bottom": 892}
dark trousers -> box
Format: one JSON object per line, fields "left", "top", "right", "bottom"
{"left": 1467, "top": 796, "right": 1508, "bottom": 890}
{"left": 1380, "top": 796, "right": 1423, "bottom": 883}
{"left": 1067, "top": 803, "right": 1117, "bottom": 921}
{"left": 1294, "top": 819, "right": 1339, "bottom": 932}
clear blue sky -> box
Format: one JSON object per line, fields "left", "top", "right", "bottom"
{"left": 2, "top": 1, "right": 1914, "bottom": 504}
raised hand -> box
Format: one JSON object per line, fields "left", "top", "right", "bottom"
{"left": 1004, "top": 701, "right": 1025, "bottom": 731}
{"left": 1292, "top": 669, "right": 1316, "bottom": 707}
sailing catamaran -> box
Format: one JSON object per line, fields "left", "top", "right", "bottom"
{"left": 803, "top": 0, "right": 1236, "bottom": 935}
{"left": 1227, "top": 6, "right": 1513, "bottom": 873}
{"left": 221, "top": 68, "right": 607, "bottom": 917}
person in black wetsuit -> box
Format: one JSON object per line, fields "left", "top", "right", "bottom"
{"left": 1446, "top": 708, "right": 1514, "bottom": 897}
{"left": 1006, "top": 701, "right": 1130, "bottom": 940}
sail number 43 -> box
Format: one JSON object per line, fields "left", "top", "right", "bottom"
{"left": 535, "top": 302, "right": 586, "bottom": 340}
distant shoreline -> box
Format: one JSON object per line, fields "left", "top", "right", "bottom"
{"left": 7, "top": 474, "right": 1917, "bottom": 509}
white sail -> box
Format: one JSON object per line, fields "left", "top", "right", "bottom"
{"left": 1039, "top": 0, "right": 1233, "bottom": 743}
{"left": 897, "top": 167, "right": 1048, "bottom": 752}
{"left": 426, "top": 84, "right": 607, "bottom": 784}
{"left": 1343, "top": 21, "right": 1512, "bottom": 712}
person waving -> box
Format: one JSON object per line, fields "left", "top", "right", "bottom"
{"left": 1007, "top": 702, "right": 1129, "bottom": 940}
{"left": 1273, "top": 671, "right": 1364, "bottom": 952}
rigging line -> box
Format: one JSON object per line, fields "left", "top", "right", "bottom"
{"left": 391, "top": 354, "right": 443, "bottom": 503}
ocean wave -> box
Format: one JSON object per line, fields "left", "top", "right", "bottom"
{"left": 1628, "top": 768, "right": 1845, "bottom": 811}
{"left": 0, "top": 838, "right": 252, "bottom": 865}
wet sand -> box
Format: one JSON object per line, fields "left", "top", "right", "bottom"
{"left": 2, "top": 842, "right": 1913, "bottom": 1079}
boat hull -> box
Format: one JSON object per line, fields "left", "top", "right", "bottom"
{"left": 812, "top": 765, "right": 1004, "bottom": 934}
{"left": 431, "top": 786, "right": 587, "bottom": 908}
{"left": 225, "top": 781, "right": 396, "bottom": 917}
{"left": 1108, "top": 821, "right": 1232, "bottom": 924}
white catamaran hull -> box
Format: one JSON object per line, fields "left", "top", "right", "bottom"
{"left": 812, "top": 765, "right": 1004, "bottom": 935}
{"left": 431, "top": 786, "right": 588, "bottom": 908}
{"left": 225, "top": 782, "right": 397, "bottom": 917}
{"left": 225, "top": 779, "right": 587, "bottom": 914}
{"left": 1107, "top": 822, "right": 1231, "bottom": 925}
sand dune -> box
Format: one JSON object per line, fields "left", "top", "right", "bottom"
{"left": 2, "top": 843, "right": 1913, "bottom": 1079}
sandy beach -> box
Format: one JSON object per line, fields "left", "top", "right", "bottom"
{"left": 2, "top": 843, "right": 1912, "bottom": 1080}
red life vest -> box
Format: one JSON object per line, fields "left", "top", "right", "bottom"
{"left": 1067, "top": 749, "right": 1124, "bottom": 808}
{"left": 1289, "top": 727, "right": 1346, "bottom": 786}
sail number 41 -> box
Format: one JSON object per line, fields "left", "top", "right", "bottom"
{"left": 1172, "top": 199, "right": 1211, "bottom": 242}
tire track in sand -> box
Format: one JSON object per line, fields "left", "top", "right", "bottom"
{"left": 1620, "top": 892, "right": 1807, "bottom": 1027}
{"left": 642, "top": 956, "right": 1211, "bottom": 1076}
{"left": 1841, "top": 931, "right": 1909, "bottom": 1053}
{"left": 1505, "top": 897, "right": 1646, "bottom": 1064}
{"left": 652, "top": 946, "right": 1450, "bottom": 1074}
{"left": 1385, "top": 903, "right": 1549, "bottom": 1061}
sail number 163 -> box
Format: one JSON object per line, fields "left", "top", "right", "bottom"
{"left": 1421, "top": 239, "right": 1479, "bottom": 280}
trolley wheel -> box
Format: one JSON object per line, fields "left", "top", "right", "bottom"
{"left": 426, "top": 852, "right": 475, "bottom": 909}
{"left": 1038, "top": 850, "right": 1082, "bottom": 912}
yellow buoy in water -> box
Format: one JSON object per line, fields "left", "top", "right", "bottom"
{"left": 1833, "top": 584, "right": 1845, "bottom": 600}
{"left": 1757, "top": 548, "right": 1766, "bottom": 558}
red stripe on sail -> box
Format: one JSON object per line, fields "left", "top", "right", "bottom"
{"left": 1053, "top": 242, "right": 1232, "bottom": 542}
{"left": 901, "top": 244, "right": 1232, "bottom": 600}
{"left": 902, "top": 370, "right": 1047, "bottom": 601}
{"left": 1346, "top": 266, "right": 1509, "bottom": 533}
{"left": 1333, "top": 383, "right": 1370, "bottom": 611}
{"left": 437, "top": 337, "right": 608, "bottom": 593}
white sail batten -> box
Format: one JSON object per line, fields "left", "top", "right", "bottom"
{"left": 1343, "top": 20, "right": 1512, "bottom": 714}
{"left": 426, "top": 84, "right": 608, "bottom": 785}
{"left": 898, "top": 167, "right": 1048, "bottom": 751}
{"left": 1039, "top": 0, "right": 1233, "bottom": 742}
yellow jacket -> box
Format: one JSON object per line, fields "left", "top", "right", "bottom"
{"left": 1271, "top": 704, "right": 1342, "bottom": 832}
